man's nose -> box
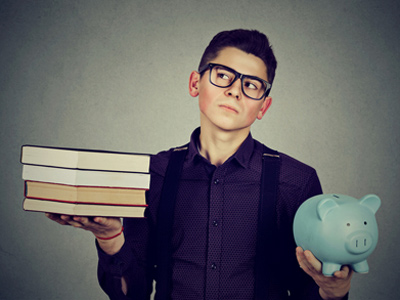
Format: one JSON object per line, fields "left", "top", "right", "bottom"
{"left": 225, "top": 77, "right": 242, "bottom": 100}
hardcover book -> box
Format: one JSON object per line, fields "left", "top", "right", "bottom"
{"left": 22, "top": 164, "right": 150, "bottom": 189}
{"left": 21, "top": 145, "right": 150, "bottom": 173}
{"left": 25, "top": 181, "right": 146, "bottom": 206}
{"left": 23, "top": 198, "right": 146, "bottom": 218}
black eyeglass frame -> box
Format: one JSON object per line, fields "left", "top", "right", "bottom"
{"left": 198, "top": 63, "right": 272, "bottom": 100}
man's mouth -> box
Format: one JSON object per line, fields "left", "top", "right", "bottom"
{"left": 219, "top": 104, "right": 238, "bottom": 113}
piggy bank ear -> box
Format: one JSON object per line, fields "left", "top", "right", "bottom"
{"left": 317, "top": 198, "right": 339, "bottom": 220}
{"left": 359, "top": 194, "right": 381, "bottom": 214}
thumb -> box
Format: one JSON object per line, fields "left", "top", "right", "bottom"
{"left": 334, "top": 266, "right": 353, "bottom": 279}
{"left": 93, "top": 217, "right": 121, "bottom": 228}
{"left": 93, "top": 217, "right": 107, "bottom": 224}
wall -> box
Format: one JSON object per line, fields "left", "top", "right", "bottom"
{"left": 1, "top": 0, "right": 399, "bottom": 299}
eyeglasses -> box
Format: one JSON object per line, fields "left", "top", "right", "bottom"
{"left": 198, "top": 63, "right": 272, "bottom": 100}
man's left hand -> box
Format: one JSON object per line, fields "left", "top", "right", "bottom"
{"left": 296, "top": 247, "right": 353, "bottom": 300}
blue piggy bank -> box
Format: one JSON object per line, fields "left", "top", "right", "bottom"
{"left": 293, "top": 194, "right": 380, "bottom": 276}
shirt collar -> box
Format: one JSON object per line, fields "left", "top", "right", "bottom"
{"left": 187, "top": 127, "right": 255, "bottom": 169}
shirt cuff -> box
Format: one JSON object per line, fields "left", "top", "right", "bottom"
{"left": 96, "top": 238, "right": 134, "bottom": 276}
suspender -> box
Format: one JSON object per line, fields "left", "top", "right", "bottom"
{"left": 255, "top": 147, "right": 280, "bottom": 300}
{"left": 155, "top": 145, "right": 280, "bottom": 300}
{"left": 155, "top": 146, "right": 188, "bottom": 300}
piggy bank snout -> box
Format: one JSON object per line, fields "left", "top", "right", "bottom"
{"left": 345, "top": 231, "right": 374, "bottom": 254}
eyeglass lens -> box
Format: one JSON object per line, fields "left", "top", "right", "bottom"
{"left": 210, "top": 65, "right": 268, "bottom": 99}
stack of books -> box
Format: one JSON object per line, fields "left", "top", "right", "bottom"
{"left": 20, "top": 145, "right": 151, "bottom": 218}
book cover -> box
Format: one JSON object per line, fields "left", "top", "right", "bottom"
{"left": 23, "top": 198, "right": 146, "bottom": 218}
{"left": 25, "top": 181, "right": 147, "bottom": 206}
{"left": 21, "top": 145, "right": 150, "bottom": 173}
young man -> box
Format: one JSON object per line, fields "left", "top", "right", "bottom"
{"left": 47, "top": 29, "right": 353, "bottom": 299}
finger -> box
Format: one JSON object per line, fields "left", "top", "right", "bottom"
{"left": 73, "top": 216, "right": 106, "bottom": 231}
{"left": 296, "top": 247, "right": 313, "bottom": 267}
{"left": 297, "top": 248, "right": 324, "bottom": 279}
{"left": 304, "top": 250, "right": 322, "bottom": 272}
{"left": 60, "top": 215, "right": 84, "bottom": 228}
{"left": 72, "top": 216, "right": 90, "bottom": 225}
{"left": 45, "top": 213, "right": 71, "bottom": 226}
{"left": 93, "top": 216, "right": 107, "bottom": 225}
{"left": 45, "top": 212, "right": 59, "bottom": 221}
{"left": 295, "top": 246, "right": 304, "bottom": 260}
{"left": 334, "top": 266, "right": 353, "bottom": 279}
{"left": 93, "top": 217, "right": 122, "bottom": 228}
{"left": 296, "top": 247, "right": 314, "bottom": 273}
{"left": 296, "top": 247, "right": 307, "bottom": 267}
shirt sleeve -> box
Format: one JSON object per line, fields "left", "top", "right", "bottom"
{"left": 96, "top": 239, "right": 133, "bottom": 300}
{"left": 278, "top": 167, "right": 322, "bottom": 299}
{"left": 96, "top": 217, "right": 154, "bottom": 300}
{"left": 96, "top": 152, "right": 169, "bottom": 300}
{"left": 282, "top": 169, "right": 349, "bottom": 300}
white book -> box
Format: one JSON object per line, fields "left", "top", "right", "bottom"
{"left": 23, "top": 198, "right": 146, "bottom": 218}
{"left": 21, "top": 145, "right": 150, "bottom": 173}
{"left": 22, "top": 165, "right": 150, "bottom": 189}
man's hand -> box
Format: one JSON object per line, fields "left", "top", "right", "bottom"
{"left": 45, "top": 213, "right": 124, "bottom": 254}
{"left": 296, "top": 247, "right": 353, "bottom": 300}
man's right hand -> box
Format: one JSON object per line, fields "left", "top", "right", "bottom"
{"left": 45, "top": 214, "right": 124, "bottom": 255}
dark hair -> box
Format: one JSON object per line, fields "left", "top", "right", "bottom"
{"left": 198, "top": 29, "right": 277, "bottom": 84}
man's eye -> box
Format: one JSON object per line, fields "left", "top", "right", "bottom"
{"left": 217, "top": 72, "right": 231, "bottom": 80}
{"left": 245, "top": 81, "right": 259, "bottom": 90}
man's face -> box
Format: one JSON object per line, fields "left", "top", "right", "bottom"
{"left": 190, "top": 47, "right": 272, "bottom": 133}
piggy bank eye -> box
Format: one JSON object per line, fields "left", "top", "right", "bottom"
{"left": 364, "top": 221, "right": 367, "bottom": 225}
{"left": 347, "top": 223, "right": 351, "bottom": 227}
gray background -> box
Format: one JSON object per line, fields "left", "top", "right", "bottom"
{"left": 1, "top": 0, "right": 399, "bottom": 299}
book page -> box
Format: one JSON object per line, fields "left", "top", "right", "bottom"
{"left": 22, "top": 146, "right": 79, "bottom": 168}
{"left": 78, "top": 151, "right": 150, "bottom": 173}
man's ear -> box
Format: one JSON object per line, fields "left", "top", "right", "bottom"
{"left": 257, "top": 97, "right": 272, "bottom": 120}
{"left": 189, "top": 71, "right": 200, "bottom": 97}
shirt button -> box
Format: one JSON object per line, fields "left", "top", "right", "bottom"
{"left": 211, "top": 263, "right": 217, "bottom": 270}
{"left": 214, "top": 179, "right": 219, "bottom": 185}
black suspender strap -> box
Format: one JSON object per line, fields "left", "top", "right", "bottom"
{"left": 254, "top": 145, "right": 281, "bottom": 300}
{"left": 155, "top": 146, "right": 188, "bottom": 300}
